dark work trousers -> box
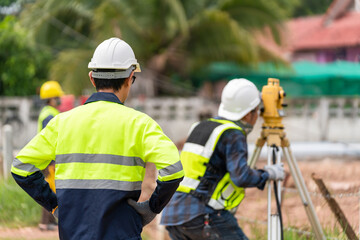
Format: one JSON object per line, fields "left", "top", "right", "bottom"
{"left": 165, "top": 210, "right": 248, "bottom": 240}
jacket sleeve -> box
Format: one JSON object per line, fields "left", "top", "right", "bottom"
{"left": 11, "top": 117, "right": 58, "bottom": 211}
{"left": 142, "top": 118, "right": 184, "bottom": 213}
{"left": 42, "top": 115, "right": 54, "bottom": 129}
{"left": 220, "top": 129, "right": 269, "bottom": 190}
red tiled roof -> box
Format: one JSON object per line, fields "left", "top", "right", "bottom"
{"left": 290, "top": 12, "right": 360, "bottom": 50}
{"left": 256, "top": 16, "right": 324, "bottom": 59}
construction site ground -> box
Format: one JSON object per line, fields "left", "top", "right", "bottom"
{"left": 1, "top": 157, "right": 359, "bottom": 240}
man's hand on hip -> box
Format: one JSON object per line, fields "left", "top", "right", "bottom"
{"left": 127, "top": 199, "right": 157, "bottom": 226}
{"left": 264, "top": 163, "right": 285, "bottom": 181}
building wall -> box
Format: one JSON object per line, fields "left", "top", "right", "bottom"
{"left": 316, "top": 49, "right": 337, "bottom": 63}
{"left": 293, "top": 46, "right": 360, "bottom": 63}
{"left": 346, "top": 46, "right": 360, "bottom": 62}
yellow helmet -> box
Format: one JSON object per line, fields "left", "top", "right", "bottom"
{"left": 40, "top": 81, "right": 64, "bottom": 99}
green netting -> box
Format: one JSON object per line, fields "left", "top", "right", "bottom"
{"left": 194, "top": 61, "right": 360, "bottom": 97}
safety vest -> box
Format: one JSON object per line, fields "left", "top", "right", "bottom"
{"left": 177, "top": 118, "right": 246, "bottom": 211}
{"left": 37, "top": 105, "right": 60, "bottom": 132}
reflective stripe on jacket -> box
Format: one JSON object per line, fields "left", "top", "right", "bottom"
{"left": 177, "top": 118, "right": 245, "bottom": 211}
{"left": 37, "top": 105, "right": 59, "bottom": 132}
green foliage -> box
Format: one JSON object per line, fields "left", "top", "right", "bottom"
{"left": 0, "top": 177, "right": 41, "bottom": 227}
{"left": 269, "top": 0, "right": 300, "bottom": 18}
{"left": 0, "top": 0, "right": 15, "bottom": 7}
{"left": 17, "top": 0, "right": 290, "bottom": 95}
{"left": 50, "top": 49, "right": 93, "bottom": 95}
{"left": 0, "top": 16, "right": 51, "bottom": 96}
{"left": 293, "top": 0, "right": 333, "bottom": 17}
{"left": 20, "top": 0, "right": 94, "bottom": 51}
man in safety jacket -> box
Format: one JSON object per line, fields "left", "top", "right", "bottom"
{"left": 161, "top": 79, "right": 284, "bottom": 240}
{"left": 38, "top": 81, "right": 63, "bottom": 133}
{"left": 11, "top": 37, "right": 184, "bottom": 240}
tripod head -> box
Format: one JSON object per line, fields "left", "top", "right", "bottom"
{"left": 260, "top": 78, "right": 287, "bottom": 129}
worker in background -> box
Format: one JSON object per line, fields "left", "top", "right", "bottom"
{"left": 161, "top": 78, "right": 285, "bottom": 240}
{"left": 11, "top": 37, "right": 184, "bottom": 240}
{"left": 38, "top": 81, "right": 63, "bottom": 231}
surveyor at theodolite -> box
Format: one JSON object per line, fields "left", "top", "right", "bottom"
{"left": 161, "top": 78, "right": 285, "bottom": 240}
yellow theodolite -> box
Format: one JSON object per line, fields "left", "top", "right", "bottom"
{"left": 261, "top": 78, "right": 286, "bottom": 129}
{"left": 254, "top": 78, "right": 289, "bottom": 148}
{"left": 248, "top": 78, "right": 325, "bottom": 240}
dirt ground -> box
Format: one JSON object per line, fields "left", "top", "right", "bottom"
{"left": 1, "top": 157, "right": 359, "bottom": 240}
{"left": 237, "top": 157, "right": 360, "bottom": 238}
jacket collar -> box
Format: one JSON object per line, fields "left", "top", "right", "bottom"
{"left": 84, "top": 92, "right": 123, "bottom": 105}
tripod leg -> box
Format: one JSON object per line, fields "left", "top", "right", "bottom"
{"left": 283, "top": 147, "right": 325, "bottom": 240}
{"left": 267, "top": 147, "right": 272, "bottom": 240}
{"left": 269, "top": 147, "right": 282, "bottom": 240}
{"left": 276, "top": 148, "right": 282, "bottom": 238}
{"left": 248, "top": 145, "right": 263, "bottom": 169}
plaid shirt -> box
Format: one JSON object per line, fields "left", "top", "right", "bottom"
{"left": 160, "top": 118, "right": 269, "bottom": 226}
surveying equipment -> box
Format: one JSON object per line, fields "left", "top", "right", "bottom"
{"left": 248, "top": 78, "right": 325, "bottom": 240}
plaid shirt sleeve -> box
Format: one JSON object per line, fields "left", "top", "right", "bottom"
{"left": 218, "top": 129, "right": 269, "bottom": 190}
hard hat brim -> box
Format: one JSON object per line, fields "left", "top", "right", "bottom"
{"left": 218, "top": 104, "right": 249, "bottom": 121}
{"left": 218, "top": 98, "right": 260, "bottom": 121}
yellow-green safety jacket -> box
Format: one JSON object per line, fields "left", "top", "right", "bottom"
{"left": 11, "top": 92, "right": 184, "bottom": 240}
{"left": 177, "top": 118, "right": 245, "bottom": 211}
{"left": 37, "top": 105, "right": 60, "bottom": 132}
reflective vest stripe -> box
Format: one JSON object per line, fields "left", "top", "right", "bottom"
{"left": 159, "top": 160, "right": 183, "bottom": 177}
{"left": 182, "top": 143, "right": 204, "bottom": 156}
{"left": 12, "top": 158, "right": 40, "bottom": 173}
{"left": 208, "top": 198, "right": 225, "bottom": 210}
{"left": 222, "top": 184, "right": 235, "bottom": 199}
{"left": 180, "top": 177, "right": 200, "bottom": 189}
{"left": 56, "top": 154, "right": 145, "bottom": 167}
{"left": 182, "top": 123, "right": 239, "bottom": 159}
{"left": 55, "top": 179, "right": 142, "bottom": 191}
{"left": 203, "top": 123, "right": 241, "bottom": 159}
{"left": 55, "top": 163, "right": 144, "bottom": 181}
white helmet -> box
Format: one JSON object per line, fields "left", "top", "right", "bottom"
{"left": 218, "top": 78, "right": 261, "bottom": 121}
{"left": 88, "top": 37, "right": 141, "bottom": 79}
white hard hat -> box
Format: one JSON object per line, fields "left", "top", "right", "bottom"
{"left": 88, "top": 38, "right": 141, "bottom": 78}
{"left": 218, "top": 78, "right": 261, "bottom": 121}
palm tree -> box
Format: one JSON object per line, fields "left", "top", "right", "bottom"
{"left": 20, "top": 0, "right": 287, "bottom": 95}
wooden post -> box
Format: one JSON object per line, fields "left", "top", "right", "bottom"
{"left": 2, "top": 125, "right": 13, "bottom": 179}
{"left": 312, "top": 173, "right": 357, "bottom": 240}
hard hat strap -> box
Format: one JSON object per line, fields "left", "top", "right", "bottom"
{"left": 92, "top": 66, "right": 135, "bottom": 79}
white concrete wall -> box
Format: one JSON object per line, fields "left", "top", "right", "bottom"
{"left": 0, "top": 97, "right": 359, "bottom": 149}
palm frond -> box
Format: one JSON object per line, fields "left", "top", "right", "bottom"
{"left": 219, "top": 0, "right": 285, "bottom": 45}
{"left": 50, "top": 49, "right": 93, "bottom": 96}
{"left": 188, "top": 9, "right": 258, "bottom": 69}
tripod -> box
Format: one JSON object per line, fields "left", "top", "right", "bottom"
{"left": 248, "top": 127, "right": 325, "bottom": 240}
